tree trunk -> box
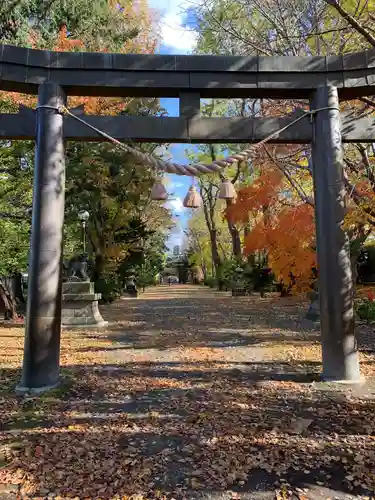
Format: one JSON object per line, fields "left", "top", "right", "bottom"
{"left": 201, "top": 188, "right": 222, "bottom": 278}
{"left": 13, "top": 274, "right": 26, "bottom": 305}
{"left": 209, "top": 228, "right": 221, "bottom": 275}
{"left": 350, "top": 249, "right": 362, "bottom": 299}
{"left": 229, "top": 223, "right": 242, "bottom": 260}
{"left": 201, "top": 262, "right": 207, "bottom": 281}
{"left": 0, "top": 282, "right": 18, "bottom": 320}
{"left": 349, "top": 230, "right": 371, "bottom": 293}
{"left": 93, "top": 253, "right": 105, "bottom": 283}
{"left": 351, "top": 254, "right": 359, "bottom": 288}
{"left": 226, "top": 199, "right": 242, "bottom": 260}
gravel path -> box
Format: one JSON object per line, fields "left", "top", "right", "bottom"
{"left": 100, "top": 285, "right": 319, "bottom": 368}
{"left": 1, "top": 285, "right": 375, "bottom": 499}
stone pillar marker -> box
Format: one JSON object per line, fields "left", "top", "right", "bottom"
{"left": 310, "top": 86, "right": 361, "bottom": 382}
{"left": 18, "top": 82, "right": 66, "bottom": 393}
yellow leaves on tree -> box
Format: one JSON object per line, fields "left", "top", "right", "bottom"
{"left": 354, "top": 180, "right": 374, "bottom": 198}
{"left": 344, "top": 178, "right": 375, "bottom": 231}
{"left": 56, "top": 24, "right": 84, "bottom": 51}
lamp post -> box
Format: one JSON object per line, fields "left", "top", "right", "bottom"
{"left": 78, "top": 210, "right": 89, "bottom": 254}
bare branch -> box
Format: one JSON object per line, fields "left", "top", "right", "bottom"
{"left": 262, "top": 148, "right": 313, "bottom": 205}
{"left": 359, "top": 97, "right": 375, "bottom": 108}
{"left": 324, "top": 0, "right": 375, "bottom": 47}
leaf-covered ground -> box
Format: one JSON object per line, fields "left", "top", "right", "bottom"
{"left": 0, "top": 285, "right": 375, "bottom": 499}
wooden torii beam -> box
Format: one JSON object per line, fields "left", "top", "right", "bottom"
{"left": 0, "top": 108, "right": 374, "bottom": 143}
{"left": 0, "top": 44, "right": 374, "bottom": 99}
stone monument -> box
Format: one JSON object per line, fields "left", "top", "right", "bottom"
{"left": 61, "top": 254, "right": 108, "bottom": 328}
{"left": 231, "top": 266, "right": 247, "bottom": 297}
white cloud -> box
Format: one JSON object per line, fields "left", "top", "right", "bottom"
{"left": 149, "top": 0, "right": 198, "bottom": 53}
{"left": 166, "top": 222, "right": 185, "bottom": 250}
{"left": 166, "top": 196, "right": 186, "bottom": 213}
{"left": 160, "top": 12, "right": 198, "bottom": 52}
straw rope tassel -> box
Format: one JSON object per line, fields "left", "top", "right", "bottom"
{"left": 219, "top": 179, "right": 237, "bottom": 200}
{"left": 183, "top": 179, "right": 202, "bottom": 208}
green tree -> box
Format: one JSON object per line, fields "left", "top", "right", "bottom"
{"left": 0, "top": 0, "right": 173, "bottom": 308}
{"left": 0, "top": 0, "right": 154, "bottom": 51}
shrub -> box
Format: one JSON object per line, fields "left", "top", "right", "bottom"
{"left": 204, "top": 276, "right": 217, "bottom": 288}
{"left": 136, "top": 273, "right": 155, "bottom": 291}
{"left": 356, "top": 291, "right": 375, "bottom": 321}
{"left": 358, "top": 245, "right": 375, "bottom": 283}
{"left": 95, "top": 277, "right": 122, "bottom": 303}
{"left": 245, "top": 265, "right": 275, "bottom": 293}
{"left": 218, "top": 260, "right": 241, "bottom": 290}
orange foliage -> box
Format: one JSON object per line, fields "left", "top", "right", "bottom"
{"left": 226, "top": 169, "right": 283, "bottom": 223}
{"left": 355, "top": 180, "right": 373, "bottom": 197}
{"left": 226, "top": 168, "right": 316, "bottom": 291}
{"left": 1, "top": 1, "right": 156, "bottom": 115}
{"left": 56, "top": 25, "right": 83, "bottom": 51}
{"left": 244, "top": 204, "right": 316, "bottom": 290}
{"left": 2, "top": 25, "right": 86, "bottom": 110}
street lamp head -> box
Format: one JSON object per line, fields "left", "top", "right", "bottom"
{"left": 78, "top": 210, "right": 90, "bottom": 222}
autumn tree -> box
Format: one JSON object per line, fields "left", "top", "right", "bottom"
{"left": 185, "top": 101, "right": 250, "bottom": 277}
{"left": 0, "top": 0, "right": 174, "bottom": 309}
{"left": 186, "top": 206, "right": 234, "bottom": 281}
{"left": 193, "top": 0, "right": 375, "bottom": 291}
{"left": 227, "top": 166, "right": 316, "bottom": 291}
{"left": 197, "top": 101, "right": 244, "bottom": 261}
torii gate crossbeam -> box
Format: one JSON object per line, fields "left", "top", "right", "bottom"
{"left": 0, "top": 44, "right": 374, "bottom": 99}
{"left": 1, "top": 107, "right": 374, "bottom": 143}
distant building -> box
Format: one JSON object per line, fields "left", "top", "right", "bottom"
{"left": 173, "top": 245, "right": 180, "bottom": 256}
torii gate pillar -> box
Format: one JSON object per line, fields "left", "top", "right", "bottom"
{"left": 311, "top": 86, "right": 361, "bottom": 382}
{"left": 17, "top": 82, "right": 66, "bottom": 393}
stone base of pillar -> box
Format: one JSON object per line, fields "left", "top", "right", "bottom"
{"left": 62, "top": 281, "right": 108, "bottom": 328}
{"left": 15, "top": 381, "right": 61, "bottom": 396}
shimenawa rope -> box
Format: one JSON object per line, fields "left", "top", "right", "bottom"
{"left": 36, "top": 104, "right": 339, "bottom": 177}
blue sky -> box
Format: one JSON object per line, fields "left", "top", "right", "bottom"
{"left": 148, "top": 0, "right": 199, "bottom": 250}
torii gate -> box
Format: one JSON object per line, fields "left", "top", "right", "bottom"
{"left": 0, "top": 44, "right": 375, "bottom": 391}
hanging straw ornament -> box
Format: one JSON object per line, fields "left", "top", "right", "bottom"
{"left": 151, "top": 179, "right": 168, "bottom": 201}
{"left": 151, "top": 164, "right": 168, "bottom": 201}
{"left": 218, "top": 179, "right": 237, "bottom": 200}
{"left": 183, "top": 180, "right": 202, "bottom": 208}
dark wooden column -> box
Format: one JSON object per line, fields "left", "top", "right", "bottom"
{"left": 310, "top": 86, "right": 361, "bottom": 382}
{"left": 179, "top": 92, "right": 200, "bottom": 119}
{"left": 18, "top": 82, "right": 66, "bottom": 393}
